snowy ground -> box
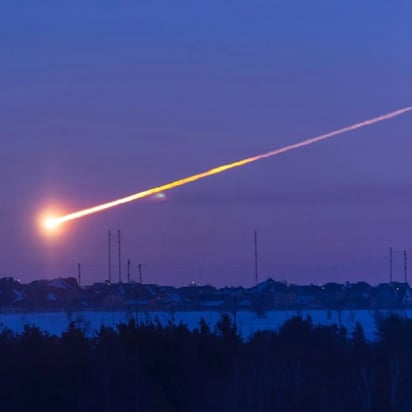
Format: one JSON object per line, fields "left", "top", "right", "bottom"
{"left": 0, "top": 309, "right": 407, "bottom": 341}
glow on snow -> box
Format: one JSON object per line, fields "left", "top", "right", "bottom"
{"left": 43, "top": 106, "right": 412, "bottom": 231}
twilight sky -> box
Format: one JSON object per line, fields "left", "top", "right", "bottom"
{"left": 1, "top": 1, "right": 411, "bottom": 287}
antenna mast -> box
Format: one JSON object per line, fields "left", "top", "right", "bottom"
{"left": 138, "top": 263, "right": 142, "bottom": 284}
{"left": 404, "top": 250, "right": 408, "bottom": 284}
{"left": 254, "top": 230, "right": 258, "bottom": 286}
{"left": 108, "top": 230, "right": 112, "bottom": 283}
{"left": 77, "top": 263, "right": 81, "bottom": 286}
{"left": 118, "top": 229, "right": 122, "bottom": 283}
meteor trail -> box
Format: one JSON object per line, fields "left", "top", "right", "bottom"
{"left": 44, "top": 106, "right": 412, "bottom": 230}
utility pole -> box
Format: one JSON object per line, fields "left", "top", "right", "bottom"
{"left": 254, "top": 229, "right": 258, "bottom": 286}
{"left": 108, "top": 230, "right": 112, "bottom": 283}
{"left": 390, "top": 247, "right": 393, "bottom": 283}
{"left": 138, "top": 263, "right": 142, "bottom": 284}
{"left": 127, "top": 259, "right": 131, "bottom": 284}
{"left": 118, "top": 229, "right": 122, "bottom": 283}
{"left": 404, "top": 250, "right": 408, "bottom": 285}
{"left": 77, "top": 263, "right": 81, "bottom": 286}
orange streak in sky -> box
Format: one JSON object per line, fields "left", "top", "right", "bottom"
{"left": 47, "top": 106, "right": 412, "bottom": 228}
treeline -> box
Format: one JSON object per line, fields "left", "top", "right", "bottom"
{"left": 1, "top": 315, "right": 412, "bottom": 411}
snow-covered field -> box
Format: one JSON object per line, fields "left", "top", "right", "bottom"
{"left": 0, "top": 309, "right": 406, "bottom": 340}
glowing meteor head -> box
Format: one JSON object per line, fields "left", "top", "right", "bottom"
{"left": 43, "top": 217, "right": 61, "bottom": 231}
{"left": 38, "top": 208, "right": 65, "bottom": 237}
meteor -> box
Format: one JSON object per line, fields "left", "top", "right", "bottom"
{"left": 44, "top": 106, "right": 412, "bottom": 230}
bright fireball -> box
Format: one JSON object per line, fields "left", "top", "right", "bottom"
{"left": 44, "top": 217, "right": 61, "bottom": 231}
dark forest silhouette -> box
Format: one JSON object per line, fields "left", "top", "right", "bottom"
{"left": 1, "top": 314, "right": 412, "bottom": 411}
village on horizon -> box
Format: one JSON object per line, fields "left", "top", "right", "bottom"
{"left": 0, "top": 276, "right": 411, "bottom": 313}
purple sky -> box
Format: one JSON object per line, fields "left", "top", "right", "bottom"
{"left": 1, "top": 1, "right": 412, "bottom": 287}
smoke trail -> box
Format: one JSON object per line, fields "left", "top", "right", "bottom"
{"left": 46, "top": 106, "right": 412, "bottom": 228}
